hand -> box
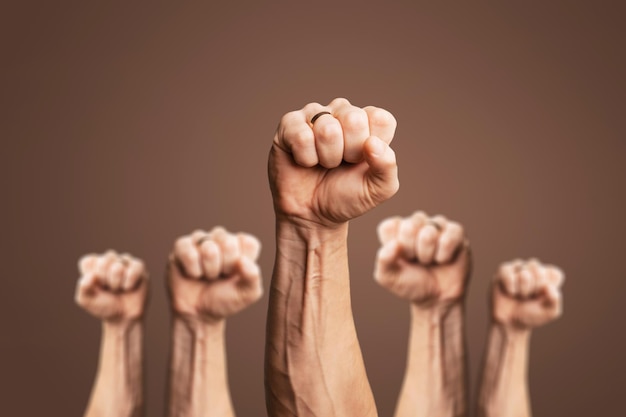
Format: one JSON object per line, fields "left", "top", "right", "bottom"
{"left": 167, "top": 227, "right": 263, "bottom": 324}
{"left": 492, "top": 259, "right": 564, "bottom": 330}
{"left": 268, "top": 98, "right": 399, "bottom": 228}
{"left": 374, "top": 211, "right": 471, "bottom": 308}
{"left": 75, "top": 251, "right": 148, "bottom": 323}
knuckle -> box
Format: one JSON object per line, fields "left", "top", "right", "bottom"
{"left": 291, "top": 129, "right": 314, "bottom": 148}
{"left": 342, "top": 109, "right": 368, "bottom": 131}
{"left": 174, "top": 236, "right": 187, "bottom": 250}
{"left": 134, "top": 259, "right": 146, "bottom": 271}
{"left": 180, "top": 248, "right": 198, "bottom": 264}
{"left": 420, "top": 227, "right": 438, "bottom": 243}
{"left": 368, "top": 107, "right": 396, "bottom": 129}
{"left": 302, "top": 102, "right": 323, "bottom": 113}
{"left": 439, "top": 236, "right": 454, "bottom": 253}
{"left": 316, "top": 121, "right": 342, "bottom": 141}
{"left": 374, "top": 270, "right": 390, "bottom": 286}
{"left": 78, "top": 254, "right": 94, "bottom": 271}
{"left": 329, "top": 97, "right": 350, "bottom": 107}
{"left": 202, "top": 241, "right": 220, "bottom": 257}
{"left": 450, "top": 222, "right": 464, "bottom": 237}
{"left": 279, "top": 111, "right": 301, "bottom": 128}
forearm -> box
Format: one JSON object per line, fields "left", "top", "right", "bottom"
{"left": 85, "top": 320, "right": 144, "bottom": 417}
{"left": 476, "top": 324, "right": 531, "bottom": 417}
{"left": 395, "top": 304, "right": 468, "bottom": 417}
{"left": 167, "top": 317, "right": 234, "bottom": 417}
{"left": 265, "top": 221, "right": 377, "bottom": 417}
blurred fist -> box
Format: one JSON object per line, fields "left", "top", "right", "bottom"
{"left": 374, "top": 212, "right": 471, "bottom": 308}
{"left": 75, "top": 251, "right": 148, "bottom": 323}
{"left": 268, "top": 98, "right": 399, "bottom": 228}
{"left": 492, "top": 259, "right": 564, "bottom": 329}
{"left": 167, "top": 227, "right": 263, "bottom": 323}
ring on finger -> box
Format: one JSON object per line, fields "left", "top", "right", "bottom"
{"left": 311, "top": 111, "right": 332, "bottom": 124}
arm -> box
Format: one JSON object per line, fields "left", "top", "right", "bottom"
{"left": 375, "top": 212, "right": 471, "bottom": 417}
{"left": 166, "top": 227, "right": 263, "bottom": 417}
{"left": 75, "top": 251, "right": 149, "bottom": 417}
{"left": 265, "top": 98, "right": 400, "bottom": 417}
{"left": 476, "top": 259, "right": 565, "bottom": 417}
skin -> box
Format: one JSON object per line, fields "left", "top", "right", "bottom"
{"left": 166, "top": 226, "right": 263, "bottom": 417}
{"left": 265, "top": 98, "right": 399, "bottom": 417}
{"left": 476, "top": 259, "right": 565, "bottom": 417}
{"left": 75, "top": 250, "right": 149, "bottom": 417}
{"left": 375, "top": 211, "right": 471, "bottom": 417}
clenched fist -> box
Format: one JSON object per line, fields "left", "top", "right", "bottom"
{"left": 375, "top": 211, "right": 471, "bottom": 308}
{"left": 492, "top": 259, "right": 564, "bottom": 329}
{"left": 75, "top": 251, "right": 148, "bottom": 323}
{"left": 268, "top": 98, "right": 399, "bottom": 228}
{"left": 167, "top": 227, "right": 263, "bottom": 323}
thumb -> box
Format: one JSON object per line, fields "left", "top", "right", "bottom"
{"left": 75, "top": 273, "right": 99, "bottom": 305}
{"left": 233, "top": 257, "right": 263, "bottom": 301}
{"left": 363, "top": 136, "right": 399, "bottom": 204}
{"left": 374, "top": 240, "right": 402, "bottom": 288}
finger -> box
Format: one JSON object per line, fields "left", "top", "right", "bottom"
{"left": 312, "top": 113, "right": 344, "bottom": 168}
{"left": 76, "top": 273, "right": 99, "bottom": 303}
{"left": 398, "top": 217, "right": 419, "bottom": 260}
{"left": 526, "top": 258, "right": 545, "bottom": 297}
{"left": 363, "top": 106, "right": 397, "bottom": 145}
{"left": 276, "top": 109, "right": 318, "bottom": 167}
{"left": 543, "top": 284, "right": 562, "bottom": 310}
{"left": 435, "top": 221, "right": 465, "bottom": 264}
{"left": 123, "top": 258, "right": 146, "bottom": 291}
{"left": 377, "top": 216, "right": 401, "bottom": 244}
{"left": 78, "top": 254, "right": 98, "bottom": 275}
{"left": 416, "top": 222, "right": 440, "bottom": 265}
{"left": 234, "top": 257, "right": 263, "bottom": 300}
{"left": 94, "top": 251, "right": 117, "bottom": 287}
{"left": 209, "top": 225, "right": 228, "bottom": 239}
{"left": 173, "top": 236, "right": 203, "bottom": 278}
{"left": 511, "top": 259, "right": 524, "bottom": 271}
{"left": 518, "top": 267, "right": 534, "bottom": 298}
{"left": 498, "top": 262, "right": 518, "bottom": 296}
{"left": 410, "top": 211, "right": 429, "bottom": 225}
{"left": 216, "top": 233, "right": 240, "bottom": 276}
{"left": 107, "top": 260, "right": 125, "bottom": 292}
{"left": 430, "top": 214, "right": 448, "bottom": 228}
{"left": 238, "top": 233, "right": 261, "bottom": 260}
{"left": 334, "top": 106, "right": 370, "bottom": 163}
{"left": 546, "top": 266, "right": 565, "bottom": 288}
{"left": 374, "top": 240, "right": 402, "bottom": 288}
{"left": 303, "top": 101, "right": 335, "bottom": 121}
{"left": 362, "top": 135, "right": 400, "bottom": 204}
{"left": 191, "top": 229, "right": 208, "bottom": 244}
{"left": 300, "top": 99, "right": 337, "bottom": 128}
{"left": 199, "top": 239, "right": 222, "bottom": 280}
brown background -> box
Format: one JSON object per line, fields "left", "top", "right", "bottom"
{"left": 2, "top": 1, "right": 625, "bottom": 416}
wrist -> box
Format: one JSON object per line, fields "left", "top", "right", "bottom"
{"left": 411, "top": 298, "right": 465, "bottom": 320}
{"left": 102, "top": 317, "right": 144, "bottom": 333}
{"left": 276, "top": 218, "right": 348, "bottom": 246}
{"left": 490, "top": 321, "right": 531, "bottom": 344}
{"left": 172, "top": 313, "right": 226, "bottom": 336}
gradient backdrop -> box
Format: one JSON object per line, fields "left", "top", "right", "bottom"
{"left": 2, "top": 2, "right": 625, "bottom": 416}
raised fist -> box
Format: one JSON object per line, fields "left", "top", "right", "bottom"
{"left": 268, "top": 98, "right": 399, "bottom": 228}
{"left": 167, "top": 227, "right": 263, "bottom": 323}
{"left": 374, "top": 211, "right": 471, "bottom": 308}
{"left": 492, "top": 259, "right": 564, "bottom": 329}
{"left": 75, "top": 251, "right": 148, "bottom": 323}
